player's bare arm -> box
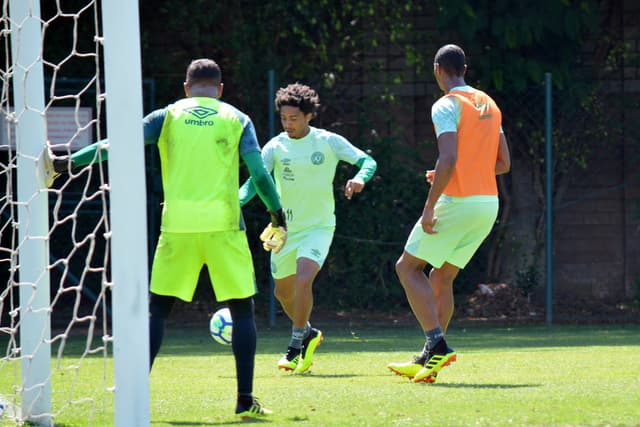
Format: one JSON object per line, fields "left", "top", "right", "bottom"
{"left": 422, "top": 131, "right": 457, "bottom": 234}
{"left": 495, "top": 133, "right": 511, "bottom": 175}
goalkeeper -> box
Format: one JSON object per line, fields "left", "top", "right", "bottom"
{"left": 46, "top": 58, "right": 283, "bottom": 419}
{"left": 239, "top": 83, "right": 377, "bottom": 375}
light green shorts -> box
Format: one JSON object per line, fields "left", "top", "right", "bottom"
{"left": 270, "top": 226, "right": 335, "bottom": 279}
{"left": 150, "top": 230, "right": 256, "bottom": 302}
{"left": 405, "top": 195, "right": 499, "bottom": 269}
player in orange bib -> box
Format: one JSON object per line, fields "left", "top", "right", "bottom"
{"left": 388, "top": 44, "right": 511, "bottom": 383}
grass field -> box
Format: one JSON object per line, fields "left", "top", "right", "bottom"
{"left": 1, "top": 322, "right": 639, "bottom": 426}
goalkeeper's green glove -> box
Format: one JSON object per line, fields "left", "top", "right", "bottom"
{"left": 260, "top": 209, "right": 287, "bottom": 253}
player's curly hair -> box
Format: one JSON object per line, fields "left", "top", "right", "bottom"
{"left": 434, "top": 44, "right": 466, "bottom": 77}
{"left": 274, "top": 83, "right": 320, "bottom": 116}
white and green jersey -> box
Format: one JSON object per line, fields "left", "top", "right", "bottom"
{"left": 262, "top": 126, "right": 368, "bottom": 232}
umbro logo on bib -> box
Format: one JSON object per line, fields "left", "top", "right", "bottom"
{"left": 184, "top": 106, "right": 218, "bottom": 119}
{"left": 183, "top": 106, "right": 217, "bottom": 126}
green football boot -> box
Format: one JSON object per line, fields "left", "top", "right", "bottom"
{"left": 235, "top": 397, "right": 273, "bottom": 419}
{"left": 412, "top": 344, "right": 456, "bottom": 383}
{"left": 293, "top": 328, "right": 323, "bottom": 374}
{"left": 277, "top": 347, "right": 301, "bottom": 371}
{"left": 387, "top": 352, "right": 429, "bottom": 379}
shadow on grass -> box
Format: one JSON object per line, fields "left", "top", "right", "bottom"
{"left": 152, "top": 415, "right": 315, "bottom": 425}
{"left": 152, "top": 419, "right": 272, "bottom": 426}
{"left": 429, "top": 382, "right": 541, "bottom": 389}
{"left": 205, "top": 373, "right": 358, "bottom": 380}
{"left": 278, "top": 373, "right": 358, "bottom": 379}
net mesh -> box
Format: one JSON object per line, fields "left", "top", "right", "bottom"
{"left": 1, "top": 2, "right": 115, "bottom": 424}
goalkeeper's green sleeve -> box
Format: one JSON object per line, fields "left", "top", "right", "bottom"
{"left": 68, "top": 139, "right": 109, "bottom": 169}
{"left": 239, "top": 177, "right": 257, "bottom": 207}
{"left": 50, "top": 139, "right": 109, "bottom": 174}
{"left": 241, "top": 150, "right": 282, "bottom": 213}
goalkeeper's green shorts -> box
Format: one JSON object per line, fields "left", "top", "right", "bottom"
{"left": 150, "top": 230, "right": 256, "bottom": 302}
{"left": 270, "top": 225, "right": 334, "bottom": 279}
{"left": 404, "top": 195, "right": 498, "bottom": 269}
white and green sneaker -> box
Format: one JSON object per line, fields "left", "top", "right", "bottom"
{"left": 235, "top": 397, "right": 272, "bottom": 419}
{"left": 277, "top": 347, "right": 300, "bottom": 371}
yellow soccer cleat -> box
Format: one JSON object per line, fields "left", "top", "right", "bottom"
{"left": 387, "top": 353, "right": 429, "bottom": 380}
{"left": 412, "top": 348, "right": 457, "bottom": 383}
{"left": 293, "top": 328, "right": 323, "bottom": 374}
{"left": 277, "top": 347, "right": 300, "bottom": 371}
{"left": 235, "top": 397, "right": 272, "bottom": 419}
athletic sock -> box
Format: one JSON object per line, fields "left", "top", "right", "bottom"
{"left": 423, "top": 327, "right": 444, "bottom": 352}
{"left": 430, "top": 338, "right": 448, "bottom": 355}
{"left": 301, "top": 322, "right": 312, "bottom": 340}
{"left": 232, "top": 315, "right": 256, "bottom": 396}
{"left": 148, "top": 315, "right": 165, "bottom": 369}
{"left": 237, "top": 393, "right": 254, "bottom": 409}
{"left": 289, "top": 326, "right": 306, "bottom": 349}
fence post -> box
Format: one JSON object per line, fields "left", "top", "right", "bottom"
{"left": 544, "top": 72, "right": 553, "bottom": 326}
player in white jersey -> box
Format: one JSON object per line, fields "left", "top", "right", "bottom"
{"left": 240, "top": 83, "right": 377, "bottom": 374}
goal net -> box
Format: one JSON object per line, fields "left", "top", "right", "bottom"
{"left": 0, "top": 1, "right": 149, "bottom": 426}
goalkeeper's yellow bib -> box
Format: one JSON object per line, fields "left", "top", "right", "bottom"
{"left": 157, "top": 97, "right": 244, "bottom": 232}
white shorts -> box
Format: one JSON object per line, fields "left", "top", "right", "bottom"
{"left": 405, "top": 195, "right": 499, "bottom": 268}
{"left": 270, "top": 226, "right": 335, "bottom": 279}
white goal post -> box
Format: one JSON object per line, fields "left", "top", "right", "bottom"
{"left": 1, "top": 1, "right": 149, "bottom": 426}
{"left": 101, "top": 1, "right": 150, "bottom": 426}
{"left": 9, "top": 0, "right": 51, "bottom": 424}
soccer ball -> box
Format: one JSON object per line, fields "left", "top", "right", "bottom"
{"left": 209, "top": 307, "right": 232, "bottom": 345}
